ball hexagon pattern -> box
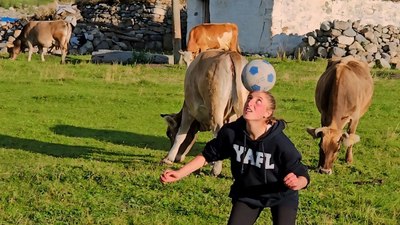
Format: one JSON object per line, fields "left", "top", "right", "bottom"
{"left": 241, "top": 59, "right": 276, "bottom": 92}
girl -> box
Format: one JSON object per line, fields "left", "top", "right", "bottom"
{"left": 160, "top": 91, "right": 310, "bottom": 225}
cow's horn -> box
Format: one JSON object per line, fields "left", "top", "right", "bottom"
{"left": 306, "top": 127, "right": 317, "bottom": 139}
{"left": 315, "top": 127, "right": 326, "bottom": 136}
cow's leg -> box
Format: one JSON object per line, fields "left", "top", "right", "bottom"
{"left": 59, "top": 37, "right": 68, "bottom": 64}
{"left": 345, "top": 118, "right": 359, "bottom": 164}
{"left": 27, "top": 42, "right": 34, "bottom": 62}
{"left": 60, "top": 44, "right": 67, "bottom": 64}
{"left": 163, "top": 107, "right": 197, "bottom": 164}
{"left": 39, "top": 47, "right": 46, "bottom": 62}
{"left": 176, "top": 122, "right": 199, "bottom": 162}
{"left": 61, "top": 49, "right": 66, "bottom": 64}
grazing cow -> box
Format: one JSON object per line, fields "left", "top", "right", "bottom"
{"left": 7, "top": 20, "right": 72, "bottom": 64}
{"left": 179, "top": 23, "right": 241, "bottom": 66}
{"left": 161, "top": 50, "right": 248, "bottom": 176}
{"left": 307, "top": 57, "right": 374, "bottom": 174}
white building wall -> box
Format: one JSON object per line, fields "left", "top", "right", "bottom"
{"left": 186, "top": 0, "right": 400, "bottom": 56}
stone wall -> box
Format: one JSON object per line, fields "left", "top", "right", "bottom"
{"left": 0, "top": 1, "right": 187, "bottom": 55}
{"left": 270, "top": 0, "right": 400, "bottom": 57}
{"left": 72, "top": 1, "right": 186, "bottom": 54}
{"left": 298, "top": 20, "right": 400, "bottom": 69}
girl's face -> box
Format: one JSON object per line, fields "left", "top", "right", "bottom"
{"left": 243, "top": 91, "right": 272, "bottom": 121}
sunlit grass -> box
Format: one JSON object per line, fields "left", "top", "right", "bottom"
{"left": 0, "top": 53, "right": 399, "bottom": 224}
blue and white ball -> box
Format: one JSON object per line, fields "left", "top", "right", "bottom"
{"left": 241, "top": 59, "right": 276, "bottom": 92}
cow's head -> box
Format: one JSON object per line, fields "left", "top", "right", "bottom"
{"left": 7, "top": 40, "right": 21, "bottom": 60}
{"left": 179, "top": 50, "right": 195, "bottom": 67}
{"left": 160, "top": 112, "right": 181, "bottom": 146}
{"left": 307, "top": 127, "right": 360, "bottom": 174}
{"left": 160, "top": 111, "right": 200, "bottom": 163}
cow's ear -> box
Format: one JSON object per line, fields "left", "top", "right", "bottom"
{"left": 160, "top": 113, "right": 177, "bottom": 128}
{"left": 306, "top": 127, "right": 320, "bottom": 139}
{"left": 342, "top": 133, "right": 360, "bottom": 147}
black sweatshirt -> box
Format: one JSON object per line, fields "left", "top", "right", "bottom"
{"left": 202, "top": 117, "right": 310, "bottom": 207}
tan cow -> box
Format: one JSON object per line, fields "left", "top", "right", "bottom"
{"left": 161, "top": 50, "right": 248, "bottom": 176}
{"left": 307, "top": 57, "right": 374, "bottom": 174}
{"left": 7, "top": 20, "right": 72, "bottom": 64}
{"left": 179, "top": 23, "right": 241, "bottom": 66}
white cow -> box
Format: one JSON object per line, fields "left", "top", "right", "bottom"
{"left": 161, "top": 50, "right": 248, "bottom": 176}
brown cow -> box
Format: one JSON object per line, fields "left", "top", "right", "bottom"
{"left": 179, "top": 23, "right": 241, "bottom": 66}
{"left": 161, "top": 50, "right": 248, "bottom": 176}
{"left": 7, "top": 20, "right": 72, "bottom": 64}
{"left": 307, "top": 57, "right": 374, "bottom": 174}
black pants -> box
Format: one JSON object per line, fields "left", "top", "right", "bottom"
{"left": 227, "top": 200, "right": 298, "bottom": 225}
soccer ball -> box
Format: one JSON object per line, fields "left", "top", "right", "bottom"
{"left": 241, "top": 59, "right": 276, "bottom": 92}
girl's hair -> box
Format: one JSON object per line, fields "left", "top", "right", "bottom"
{"left": 262, "top": 91, "right": 286, "bottom": 126}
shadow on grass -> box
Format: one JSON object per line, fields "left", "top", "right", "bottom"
{"left": 51, "top": 124, "right": 170, "bottom": 151}
{"left": 0, "top": 53, "right": 89, "bottom": 64}
{"left": 67, "top": 55, "right": 91, "bottom": 64}
{"left": 0, "top": 133, "right": 98, "bottom": 158}
{"left": 51, "top": 124, "right": 206, "bottom": 157}
{"left": 0, "top": 133, "right": 157, "bottom": 164}
{"left": 0, "top": 55, "right": 10, "bottom": 59}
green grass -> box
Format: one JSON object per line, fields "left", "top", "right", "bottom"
{"left": 0, "top": 53, "right": 399, "bottom": 224}
{"left": 0, "top": 0, "right": 54, "bottom": 9}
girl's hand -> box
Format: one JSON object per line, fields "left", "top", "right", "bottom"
{"left": 160, "top": 169, "right": 182, "bottom": 184}
{"left": 283, "top": 173, "right": 308, "bottom": 190}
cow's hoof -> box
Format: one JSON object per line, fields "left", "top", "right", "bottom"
{"left": 175, "top": 155, "right": 185, "bottom": 162}
{"left": 161, "top": 158, "right": 174, "bottom": 165}
{"left": 210, "top": 161, "right": 222, "bottom": 176}
{"left": 318, "top": 167, "right": 332, "bottom": 175}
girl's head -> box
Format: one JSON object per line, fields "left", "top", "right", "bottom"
{"left": 243, "top": 91, "right": 276, "bottom": 124}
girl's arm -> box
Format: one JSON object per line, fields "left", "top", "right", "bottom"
{"left": 160, "top": 154, "right": 207, "bottom": 184}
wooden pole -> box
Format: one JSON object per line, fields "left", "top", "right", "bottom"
{"left": 172, "top": 0, "right": 182, "bottom": 64}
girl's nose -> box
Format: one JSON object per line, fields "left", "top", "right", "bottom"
{"left": 248, "top": 99, "right": 255, "bottom": 106}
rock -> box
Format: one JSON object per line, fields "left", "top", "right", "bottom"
{"left": 308, "top": 36, "right": 316, "bottom": 46}
{"left": 317, "top": 46, "right": 327, "bottom": 58}
{"left": 91, "top": 49, "right": 173, "bottom": 64}
{"left": 333, "top": 20, "right": 351, "bottom": 30}
{"left": 332, "top": 47, "right": 346, "bottom": 57}
{"left": 376, "top": 58, "right": 391, "bottom": 69}
{"left": 348, "top": 41, "right": 365, "bottom": 52}
{"left": 337, "top": 35, "right": 354, "bottom": 45}
{"left": 0, "top": 42, "right": 8, "bottom": 53}
{"left": 343, "top": 28, "right": 357, "bottom": 37}
{"left": 364, "top": 43, "right": 378, "bottom": 53}
{"left": 320, "top": 21, "right": 331, "bottom": 31}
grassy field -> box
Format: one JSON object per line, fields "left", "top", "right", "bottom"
{"left": 0, "top": 53, "right": 399, "bottom": 224}
{"left": 0, "top": 0, "right": 53, "bottom": 9}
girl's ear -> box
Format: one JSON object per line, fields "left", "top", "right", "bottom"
{"left": 264, "top": 109, "right": 273, "bottom": 119}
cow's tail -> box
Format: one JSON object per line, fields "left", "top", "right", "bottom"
{"left": 229, "top": 52, "right": 247, "bottom": 117}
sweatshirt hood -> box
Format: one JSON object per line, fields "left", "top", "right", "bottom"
{"left": 237, "top": 117, "right": 285, "bottom": 142}
{"left": 256, "top": 120, "right": 285, "bottom": 141}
